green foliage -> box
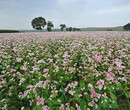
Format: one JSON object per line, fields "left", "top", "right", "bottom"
{"left": 0, "top": 30, "right": 19, "bottom": 33}
{"left": 47, "top": 21, "right": 54, "bottom": 31}
{"left": 60, "top": 24, "right": 66, "bottom": 31}
{"left": 66, "top": 27, "right": 69, "bottom": 31}
{"left": 0, "top": 33, "right": 129, "bottom": 109}
{"left": 123, "top": 23, "right": 130, "bottom": 30}
{"left": 72, "top": 27, "right": 81, "bottom": 31}
{"left": 31, "top": 17, "right": 46, "bottom": 30}
{"left": 69, "top": 27, "right": 73, "bottom": 31}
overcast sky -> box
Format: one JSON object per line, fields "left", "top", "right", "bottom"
{"left": 0, "top": 0, "right": 130, "bottom": 29}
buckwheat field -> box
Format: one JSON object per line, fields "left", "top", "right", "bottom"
{"left": 0, "top": 32, "right": 130, "bottom": 110}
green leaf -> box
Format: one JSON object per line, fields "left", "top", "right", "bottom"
{"left": 70, "top": 106, "right": 75, "bottom": 110}
{"left": 80, "top": 100, "right": 86, "bottom": 109}
{"left": 52, "top": 92, "right": 58, "bottom": 98}
{"left": 110, "top": 93, "right": 116, "bottom": 100}
{"left": 36, "top": 105, "right": 43, "bottom": 110}
{"left": 110, "top": 102, "right": 119, "bottom": 109}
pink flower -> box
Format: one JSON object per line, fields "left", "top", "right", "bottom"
{"left": 35, "top": 81, "right": 43, "bottom": 88}
{"left": 88, "top": 58, "right": 93, "bottom": 62}
{"left": 64, "top": 87, "right": 68, "bottom": 92}
{"left": 43, "top": 80, "right": 50, "bottom": 88}
{"left": 106, "top": 72, "right": 115, "bottom": 81}
{"left": 37, "top": 97, "right": 45, "bottom": 106}
{"left": 97, "top": 79, "right": 104, "bottom": 90}
{"left": 68, "top": 90, "right": 75, "bottom": 96}
{"left": 98, "top": 85, "right": 103, "bottom": 90}
{"left": 10, "top": 86, "right": 14, "bottom": 89}
{"left": 69, "top": 67, "right": 75, "bottom": 74}
{"left": 108, "top": 66, "right": 113, "bottom": 72}
{"left": 76, "top": 103, "right": 81, "bottom": 110}
{"left": 27, "top": 85, "right": 33, "bottom": 89}
{"left": 24, "top": 90, "right": 30, "bottom": 96}
{"left": 103, "top": 71, "right": 107, "bottom": 74}
{"left": 79, "top": 66, "right": 82, "bottom": 69}
{"left": 22, "top": 66, "right": 27, "bottom": 71}
{"left": 88, "top": 102, "right": 94, "bottom": 107}
{"left": 61, "top": 62, "right": 66, "bottom": 67}
{"left": 84, "top": 92, "right": 88, "bottom": 95}
{"left": 90, "top": 89, "right": 99, "bottom": 98}
{"left": 38, "top": 59, "right": 44, "bottom": 63}
{"left": 66, "top": 103, "right": 70, "bottom": 108}
{"left": 114, "top": 59, "right": 125, "bottom": 70}
{"left": 94, "top": 56, "right": 102, "bottom": 62}
{"left": 16, "top": 58, "right": 22, "bottom": 62}
{"left": 2, "top": 103, "right": 7, "bottom": 110}
{"left": 63, "top": 52, "right": 68, "bottom": 57}
{"left": 114, "top": 80, "right": 120, "bottom": 84}
{"left": 0, "top": 80, "right": 6, "bottom": 85}
{"left": 43, "top": 68, "right": 49, "bottom": 72}
{"left": 126, "top": 70, "right": 130, "bottom": 74}
{"left": 10, "top": 68, "right": 16, "bottom": 72}
{"left": 74, "top": 81, "right": 78, "bottom": 86}
{"left": 84, "top": 67, "right": 87, "bottom": 69}
{"left": 89, "top": 66, "right": 93, "bottom": 70}
{"left": 88, "top": 73, "right": 91, "bottom": 77}
{"left": 73, "top": 51, "right": 76, "bottom": 54}
{"left": 95, "top": 98, "right": 98, "bottom": 102}
{"left": 42, "top": 105, "right": 49, "bottom": 110}
{"left": 37, "top": 96, "right": 40, "bottom": 99}
{"left": 88, "top": 83, "right": 93, "bottom": 89}
{"left": 78, "top": 94, "right": 82, "bottom": 97}
{"left": 1, "top": 71, "right": 5, "bottom": 74}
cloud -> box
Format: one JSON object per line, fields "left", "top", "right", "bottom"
{"left": 95, "top": 4, "right": 130, "bottom": 15}
{"left": 0, "top": 0, "right": 130, "bottom": 29}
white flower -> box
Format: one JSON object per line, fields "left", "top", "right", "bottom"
{"left": 21, "top": 106, "right": 24, "bottom": 110}
{"left": 88, "top": 83, "right": 93, "bottom": 89}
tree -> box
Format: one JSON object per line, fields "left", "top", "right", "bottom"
{"left": 77, "top": 28, "right": 81, "bottom": 31}
{"left": 69, "top": 27, "right": 73, "bottom": 31}
{"left": 31, "top": 17, "right": 46, "bottom": 30}
{"left": 73, "top": 27, "right": 76, "bottom": 31}
{"left": 66, "top": 27, "right": 69, "bottom": 31}
{"left": 123, "top": 23, "right": 130, "bottom": 30}
{"left": 60, "top": 24, "right": 66, "bottom": 31}
{"left": 47, "top": 21, "right": 54, "bottom": 31}
{"left": 72, "top": 27, "right": 81, "bottom": 31}
{"left": 107, "top": 29, "right": 112, "bottom": 31}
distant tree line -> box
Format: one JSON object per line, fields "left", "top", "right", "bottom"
{"left": 107, "top": 29, "right": 112, "bottom": 31}
{"left": 31, "top": 17, "right": 80, "bottom": 31}
{"left": 0, "top": 30, "right": 19, "bottom": 33}
{"left": 60, "top": 24, "right": 80, "bottom": 31}
{"left": 31, "top": 17, "right": 130, "bottom": 31}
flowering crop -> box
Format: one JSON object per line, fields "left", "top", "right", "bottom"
{"left": 0, "top": 32, "right": 130, "bottom": 110}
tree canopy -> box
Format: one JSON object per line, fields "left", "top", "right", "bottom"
{"left": 60, "top": 24, "right": 66, "bottom": 31}
{"left": 31, "top": 17, "right": 46, "bottom": 30}
{"left": 47, "top": 21, "right": 54, "bottom": 31}
{"left": 69, "top": 27, "right": 73, "bottom": 31}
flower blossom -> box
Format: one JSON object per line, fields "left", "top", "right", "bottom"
{"left": 90, "top": 89, "right": 100, "bottom": 99}
{"left": 96, "top": 79, "right": 104, "bottom": 90}
{"left": 16, "top": 58, "right": 22, "bottom": 62}
{"left": 10, "top": 68, "right": 16, "bottom": 72}
{"left": 36, "top": 96, "right": 45, "bottom": 106}
{"left": 88, "top": 83, "right": 93, "bottom": 89}
{"left": 94, "top": 56, "right": 102, "bottom": 62}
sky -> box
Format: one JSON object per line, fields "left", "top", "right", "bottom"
{"left": 0, "top": 0, "right": 130, "bottom": 29}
